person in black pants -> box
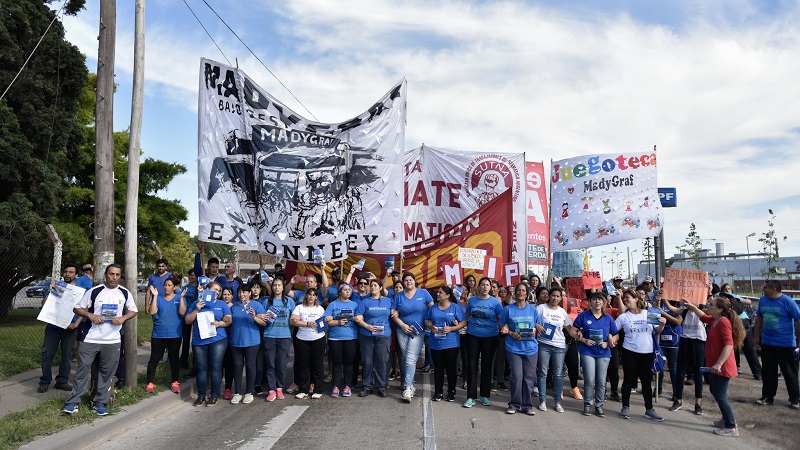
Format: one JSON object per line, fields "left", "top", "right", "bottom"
{"left": 289, "top": 289, "right": 326, "bottom": 399}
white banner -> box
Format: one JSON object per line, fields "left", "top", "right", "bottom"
{"left": 198, "top": 59, "right": 406, "bottom": 261}
{"left": 403, "top": 145, "right": 526, "bottom": 263}
{"left": 549, "top": 151, "right": 663, "bottom": 251}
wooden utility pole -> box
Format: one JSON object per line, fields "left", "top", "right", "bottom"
{"left": 123, "top": 0, "right": 146, "bottom": 388}
{"left": 94, "top": 0, "right": 116, "bottom": 283}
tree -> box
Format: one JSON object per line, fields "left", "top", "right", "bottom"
{"left": 677, "top": 223, "right": 703, "bottom": 270}
{"left": 54, "top": 73, "right": 188, "bottom": 276}
{"left": 0, "top": 0, "right": 88, "bottom": 318}
{"left": 759, "top": 214, "right": 787, "bottom": 280}
{"left": 643, "top": 237, "right": 653, "bottom": 274}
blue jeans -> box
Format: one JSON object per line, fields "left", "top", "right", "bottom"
{"left": 360, "top": 335, "right": 390, "bottom": 391}
{"left": 580, "top": 354, "right": 610, "bottom": 406}
{"left": 658, "top": 346, "right": 679, "bottom": 396}
{"left": 40, "top": 326, "right": 77, "bottom": 385}
{"left": 709, "top": 374, "right": 736, "bottom": 428}
{"left": 537, "top": 343, "right": 566, "bottom": 404}
{"left": 397, "top": 330, "right": 424, "bottom": 387}
{"left": 507, "top": 352, "right": 537, "bottom": 410}
{"left": 194, "top": 338, "right": 227, "bottom": 398}
{"left": 262, "top": 337, "right": 291, "bottom": 391}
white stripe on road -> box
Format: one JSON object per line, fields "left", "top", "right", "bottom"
{"left": 239, "top": 405, "right": 308, "bottom": 450}
{"left": 422, "top": 372, "right": 436, "bottom": 450}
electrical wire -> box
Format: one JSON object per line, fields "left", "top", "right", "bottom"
{"left": 201, "top": 0, "right": 319, "bottom": 121}
{"left": 0, "top": 1, "right": 68, "bottom": 101}
{"left": 182, "top": 0, "right": 232, "bottom": 67}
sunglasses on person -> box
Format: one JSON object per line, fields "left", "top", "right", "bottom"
{"left": 358, "top": 281, "right": 368, "bottom": 286}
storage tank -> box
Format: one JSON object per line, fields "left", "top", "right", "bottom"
{"left": 715, "top": 243, "right": 724, "bottom": 259}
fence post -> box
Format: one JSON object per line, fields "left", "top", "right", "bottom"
{"left": 46, "top": 225, "right": 62, "bottom": 281}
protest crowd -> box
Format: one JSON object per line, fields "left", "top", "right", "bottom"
{"left": 41, "top": 246, "right": 800, "bottom": 440}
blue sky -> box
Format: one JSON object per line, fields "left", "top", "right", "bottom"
{"left": 57, "top": 0, "right": 800, "bottom": 275}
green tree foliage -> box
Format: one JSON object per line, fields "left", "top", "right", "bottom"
{"left": 759, "top": 214, "right": 787, "bottom": 280}
{"left": 54, "top": 74, "right": 188, "bottom": 273}
{"left": 0, "top": 0, "right": 87, "bottom": 318}
{"left": 677, "top": 223, "right": 703, "bottom": 270}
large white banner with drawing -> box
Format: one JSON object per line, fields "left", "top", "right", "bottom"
{"left": 198, "top": 58, "right": 406, "bottom": 261}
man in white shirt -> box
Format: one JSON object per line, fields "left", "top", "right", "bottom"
{"left": 61, "top": 264, "right": 138, "bottom": 416}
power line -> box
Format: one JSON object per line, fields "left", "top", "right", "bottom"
{"left": 0, "top": 2, "right": 68, "bottom": 101}
{"left": 200, "top": 0, "right": 319, "bottom": 122}
{"left": 181, "top": 0, "right": 232, "bottom": 67}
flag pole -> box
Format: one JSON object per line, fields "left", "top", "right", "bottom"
{"left": 546, "top": 159, "right": 553, "bottom": 287}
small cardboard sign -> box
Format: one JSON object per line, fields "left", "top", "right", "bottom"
{"left": 503, "top": 262, "right": 520, "bottom": 287}
{"left": 581, "top": 270, "right": 602, "bottom": 290}
{"left": 566, "top": 278, "right": 586, "bottom": 300}
{"left": 483, "top": 256, "right": 502, "bottom": 279}
{"left": 443, "top": 262, "right": 463, "bottom": 286}
{"left": 662, "top": 267, "right": 709, "bottom": 305}
{"left": 458, "top": 248, "right": 487, "bottom": 270}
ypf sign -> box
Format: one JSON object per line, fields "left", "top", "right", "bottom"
{"left": 658, "top": 187, "right": 677, "bottom": 208}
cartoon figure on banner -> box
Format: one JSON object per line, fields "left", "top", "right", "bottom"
{"left": 260, "top": 169, "right": 297, "bottom": 234}
{"left": 621, "top": 216, "right": 640, "bottom": 228}
{"left": 625, "top": 200, "right": 633, "bottom": 212}
{"left": 581, "top": 196, "right": 594, "bottom": 210}
{"left": 573, "top": 224, "right": 591, "bottom": 241}
{"left": 293, "top": 168, "right": 342, "bottom": 238}
{"left": 561, "top": 201, "right": 570, "bottom": 219}
{"left": 477, "top": 173, "right": 501, "bottom": 207}
{"left": 641, "top": 196, "right": 652, "bottom": 208}
{"left": 647, "top": 217, "right": 661, "bottom": 230}
{"left": 597, "top": 225, "right": 616, "bottom": 238}
{"left": 602, "top": 199, "right": 611, "bottom": 214}
{"left": 554, "top": 231, "right": 570, "bottom": 246}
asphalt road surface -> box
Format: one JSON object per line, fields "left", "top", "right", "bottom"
{"left": 87, "top": 357, "right": 777, "bottom": 450}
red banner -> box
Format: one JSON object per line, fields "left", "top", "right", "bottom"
{"left": 526, "top": 162, "right": 548, "bottom": 266}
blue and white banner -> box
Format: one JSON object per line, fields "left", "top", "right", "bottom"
{"left": 549, "top": 151, "right": 663, "bottom": 250}
{"left": 198, "top": 58, "right": 406, "bottom": 261}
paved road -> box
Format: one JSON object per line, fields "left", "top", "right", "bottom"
{"left": 87, "top": 368, "right": 775, "bottom": 450}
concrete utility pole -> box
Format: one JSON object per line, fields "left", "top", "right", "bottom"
{"left": 93, "top": 0, "right": 116, "bottom": 283}
{"left": 123, "top": 0, "right": 146, "bottom": 388}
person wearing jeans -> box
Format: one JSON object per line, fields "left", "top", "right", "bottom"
{"left": 499, "top": 283, "right": 542, "bottom": 415}
{"left": 355, "top": 279, "right": 393, "bottom": 398}
{"left": 657, "top": 296, "right": 683, "bottom": 399}
{"left": 424, "top": 286, "right": 468, "bottom": 402}
{"left": 536, "top": 287, "right": 572, "bottom": 412}
{"left": 681, "top": 295, "right": 746, "bottom": 436}
{"left": 570, "top": 292, "right": 619, "bottom": 417}
{"left": 391, "top": 272, "right": 434, "bottom": 402}
{"left": 185, "top": 281, "right": 232, "bottom": 406}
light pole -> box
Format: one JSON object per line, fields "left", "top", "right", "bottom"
{"left": 746, "top": 232, "right": 755, "bottom": 294}
{"left": 601, "top": 256, "right": 607, "bottom": 280}
{"left": 627, "top": 248, "right": 638, "bottom": 283}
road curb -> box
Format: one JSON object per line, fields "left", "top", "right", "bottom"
{"left": 20, "top": 379, "right": 197, "bottom": 450}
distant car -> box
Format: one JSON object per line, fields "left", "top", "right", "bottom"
{"left": 26, "top": 279, "right": 52, "bottom": 298}
{"left": 137, "top": 279, "right": 148, "bottom": 292}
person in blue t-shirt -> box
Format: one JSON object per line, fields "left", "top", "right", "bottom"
{"left": 258, "top": 277, "right": 293, "bottom": 402}
{"left": 655, "top": 292, "right": 683, "bottom": 400}
{"left": 499, "top": 283, "right": 544, "bottom": 415}
{"left": 324, "top": 283, "right": 360, "bottom": 398}
{"left": 391, "top": 272, "right": 434, "bottom": 402}
{"left": 146, "top": 276, "right": 184, "bottom": 394}
{"left": 754, "top": 280, "right": 800, "bottom": 408}
{"left": 424, "top": 285, "right": 467, "bottom": 402}
{"left": 228, "top": 284, "right": 266, "bottom": 404}
{"left": 180, "top": 269, "right": 200, "bottom": 374}
{"left": 355, "top": 279, "right": 393, "bottom": 398}
{"left": 463, "top": 277, "right": 504, "bottom": 408}
{"left": 145, "top": 258, "right": 172, "bottom": 315}
{"left": 184, "top": 281, "right": 232, "bottom": 406}
{"left": 569, "top": 292, "right": 619, "bottom": 417}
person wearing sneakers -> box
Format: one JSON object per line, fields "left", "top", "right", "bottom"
{"left": 184, "top": 281, "right": 232, "bottom": 407}
{"left": 536, "top": 287, "right": 572, "bottom": 413}
{"left": 615, "top": 289, "right": 666, "bottom": 421}
{"left": 680, "top": 295, "right": 746, "bottom": 437}
{"left": 145, "top": 276, "right": 184, "bottom": 395}
{"left": 391, "top": 272, "right": 434, "bottom": 402}
{"left": 324, "top": 283, "right": 360, "bottom": 398}
{"left": 355, "top": 279, "right": 393, "bottom": 398}
{"left": 499, "top": 283, "right": 543, "bottom": 415}
{"left": 290, "top": 289, "right": 326, "bottom": 399}
{"left": 259, "top": 277, "right": 293, "bottom": 402}
{"left": 463, "top": 277, "right": 504, "bottom": 408}
{"left": 753, "top": 280, "right": 800, "bottom": 409}
{"left": 570, "top": 292, "right": 619, "bottom": 417}
{"left": 61, "top": 264, "right": 138, "bottom": 416}
{"left": 38, "top": 264, "right": 82, "bottom": 394}
{"left": 424, "top": 286, "right": 468, "bottom": 403}
{"left": 228, "top": 284, "right": 266, "bottom": 405}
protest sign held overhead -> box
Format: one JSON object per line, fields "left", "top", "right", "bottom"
{"left": 549, "top": 151, "right": 663, "bottom": 251}
{"left": 197, "top": 58, "right": 406, "bottom": 261}
{"left": 662, "top": 267, "right": 709, "bottom": 305}
{"left": 552, "top": 251, "right": 584, "bottom": 278}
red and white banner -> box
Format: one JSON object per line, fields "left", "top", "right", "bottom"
{"left": 525, "top": 161, "right": 548, "bottom": 266}
{"left": 404, "top": 145, "right": 526, "bottom": 264}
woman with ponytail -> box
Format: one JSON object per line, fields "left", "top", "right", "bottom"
{"left": 680, "top": 294, "right": 746, "bottom": 437}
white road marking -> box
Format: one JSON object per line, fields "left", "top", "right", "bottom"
{"left": 423, "top": 372, "right": 436, "bottom": 450}
{"left": 239, "top": 405, "right": 308, "bottom": 450}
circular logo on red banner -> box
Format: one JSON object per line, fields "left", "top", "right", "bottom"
{"left": 463, "top": 154, "right": 522, "bottom": 207}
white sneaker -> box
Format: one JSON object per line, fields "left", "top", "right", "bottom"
{"left": 242, "top": 393, "right": 254, "bottom": 404}
{"left": 402, "top": 388, "right": 413, "bottom": 402}
{"left": 230, "top": 393, "right": 242, "bottom": 404}
{"left": 411, "top": 386, "right": 416, "bottom": 397}
{"left": 555, "top": 403, "right": 564, "bottom": 413}
{"left": 538, "top": 401, "right": 547, "bottom": 412}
